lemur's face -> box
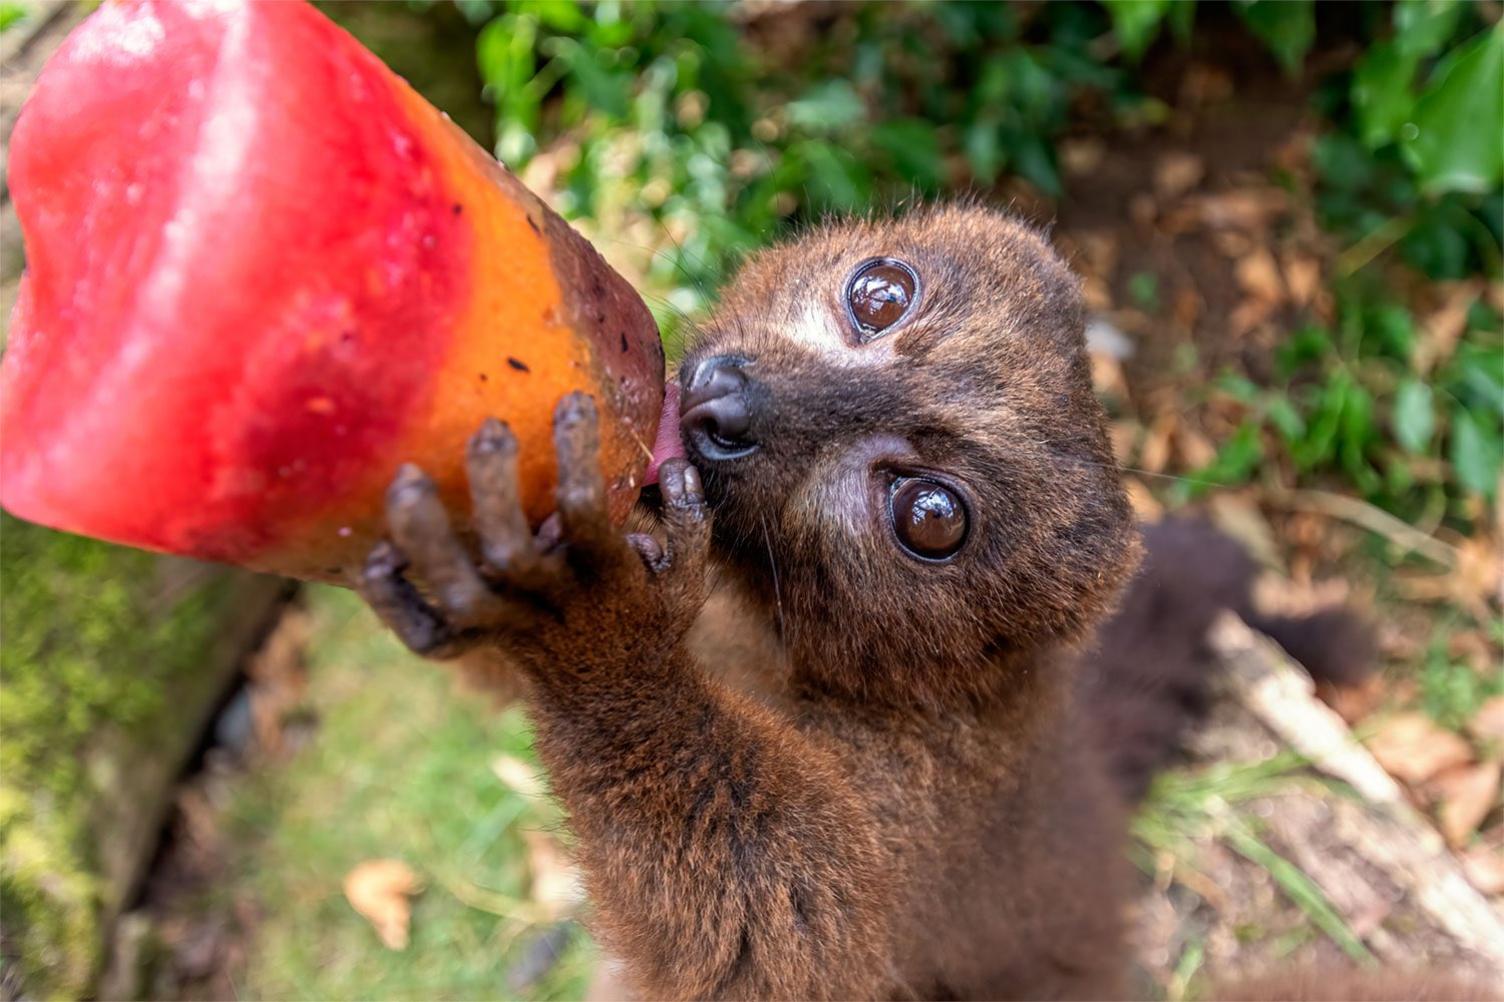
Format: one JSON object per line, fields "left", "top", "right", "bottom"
{"left": 676, "top": 207, "right": 1137, "bottom": 705}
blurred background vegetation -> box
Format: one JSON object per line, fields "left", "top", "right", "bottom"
{"left": 0, "top": 1, "right": 1499, "bottom": 999}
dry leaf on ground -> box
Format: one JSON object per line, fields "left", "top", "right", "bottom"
{"left": 1172, "top": 286, "right": 1203, "bottom": 331}
{"left": 1453, "top": 535, "right": 1503, "bottom": 616}
{"left": 344, "top": 859, "right": 423, "bottom": 950}
{"left": 1138, "top": 414, "right": 1176, "bottom": 474}
{"left": 1059, "top": 137, "right": 1105, "bottom": 178}
{"left": 1319, "top": 674, "right": 1386, "bottom": 725}
{"left": 1154, "top": 152, "right": 1204, "bottom": 201}
{"left": 523, "top": 832, "right": 583, "bottom": 921}
{"left": 1188, "top": 188, "right": 1286, "bottom": 231}
{"left": 1471, "top": 696, "right": 1504, "bottom": 745}
{"left": 492, "top": 754, "right": 548, "bottom": 799}
{"left": 1173, "top": 425, "right": 1218, "bottom": 470}
{"left": 1365, "top": 712, "right": 1473, "bottom": 785}
{"left": 1461, "top": 843, "right": 1504, "bottom": 896}
{"left": 1235, "top": 247, "right": 1285, "bottom": 306}
{"left": 1281, "top": 251, "right": 1321, "bottom": 308}
{"left": 1433, "top": 761, "right": 1503, "bottom": 847}
{"left": 246, "top": 607, "right": 311, "bottom": 758}
{"left": 1125, "top": 478, "right": 1164, "bottom": 521}
{"left": 1414, "top": 281, "right": 1483, "bottom": 374}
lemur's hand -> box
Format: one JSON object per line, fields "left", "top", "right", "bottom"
{"left": 358, "top": 392, "right": 709, "bottom": 677}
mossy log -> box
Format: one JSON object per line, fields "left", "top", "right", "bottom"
{"left": 0, "top": 515, "right": 289, "bottom": 998}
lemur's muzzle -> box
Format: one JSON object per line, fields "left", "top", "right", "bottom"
{"left": 681, "top": 355, "right": 758, "bottom": 461}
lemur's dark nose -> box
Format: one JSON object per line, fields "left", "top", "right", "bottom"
{"left": 682, "top": 356, "right": 757, "bottom": 459}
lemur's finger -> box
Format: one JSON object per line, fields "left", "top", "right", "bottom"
{"left": 467, "top": 418, "right": 560, "bottom": 593}
{"left": 359, "top": 541, "right": 466, "bottom": 658}
{"left": 552, "top": 392, "right": 621, "bottom": 566}
{"left": 653, "top": 460, "right": 710, "bottom": 624}
{"left": 386, "top": 463, "right": 494, "bottom": 625}
{"left": 656, "top": 459, "right": 711, "bottom": 575}
{"left": 626, "top": 532, "right": 667, "bottom": 573}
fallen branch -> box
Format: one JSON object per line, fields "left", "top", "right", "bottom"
{"left": 1209, "top": 613, "right": 1504, "bottom": 969}
{"left": 1267, "top": 488, "right": 1459, "bottom": 568}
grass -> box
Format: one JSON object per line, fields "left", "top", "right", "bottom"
{"left": 1418, "top": 615, "right": 1504, "bottom": 733}
{"left": 226, "top": 586, "right": 595, "bottom": 1001}
{"left": 1131, "top": 752, "right": 1377, "bottom": 982}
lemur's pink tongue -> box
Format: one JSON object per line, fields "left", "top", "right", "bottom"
{"left": 643, "top": 382, "right": 685, "bottom": 486}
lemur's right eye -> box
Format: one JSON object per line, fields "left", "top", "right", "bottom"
{"left": 890, "top": 477, "right": 967, "bottom": 560}
{"left": 846, "top": 258, "right": 918, "bottom": 339}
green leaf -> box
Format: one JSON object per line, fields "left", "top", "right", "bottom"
{"left": 1351, "top": 41, "right": 1419, "bottom": 149}
{"left": 1367, "top": 303, "right": 1417, "bottom": 361}
{"left": 1235, "top": 0, "right": 1315, "bottom": 75}
{"left": 1403, "top": 24, "right": 1504, "bottom": 195}
{"left": 551, "top": 37, "right": 632, "bottom": 120}
{"left": 1310, "top": 132, "right": 1377, "bottom": 192}
{"left": 1393, "top": 378, "right": 1436, "bottom": 453}
{"left": 1198, "top": 422, "right": 1264, "bottom": 490}
{"left": 872, "top": 119, "right": 944, "bottom": 190}
{"left": 529, "top": 0, "right": 587, "bottom": 33}
{"left": 1167, "top": 0, "right": 1197, "bottom": 44}
{"left": 964, "top": 118, "right": 1003, "bottom": 183}
{"left": 1452, "top": 406, "right": 1502, "bottom": 496}
{"left": 477, "top": 14, "right": 537, "bottom": 97}
{"left": 1339, "top": 380, "right": 1377, "bottom": 480}
{"left": 1276, "top": 324, "right": 1337, "bottom": 377}
{"left": 1400, "top": 201, "right": 1476, "bottom": 279}
{"left": 1128, "top": 271, "right": 1160, "bottom": 311}
{"left": 0, "top": 1, "right": 28, "bottom": 32}
{"left": 1454, "top": 345, "right": 1504, "bottom": 416}
{"left": 794, "top": 141, "right": 870, "bottom": 212}
{"left": 1218, "top": 373, "right": 1261, "bottom": 403}
{"left": 1009, "top": 134, "right": 1062, "bottom": 197}
{"left": 1266, "top": 396, "right": 1307, "bottom": 443}
{"left": 1394, "top": 0, "right": 1464, "bottom": 59}
{"left": 1103, "top": 0, "right": 1173, "bottom": 62}
{"left": 975, "top": 58, "right": 1009, "bottom": 105}
{"left": 786, "top": 80, "right": 866, "bottom": 133}
{"left": 1293, "top": 377, "right": 1347, "bottom": 469}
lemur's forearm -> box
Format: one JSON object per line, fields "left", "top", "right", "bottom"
{"left": 527, "top": 651, "right": 892, "bottom": 1001}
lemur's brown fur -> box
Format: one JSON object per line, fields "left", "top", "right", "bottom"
{"left": 355, "top": 207, "right": 1452, "bottom": 1000}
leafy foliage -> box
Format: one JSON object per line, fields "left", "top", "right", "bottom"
{"left": 1419, "top": 617, "right": 1504, "bottom": 732}
{"left": 1320, "top": 3, "right": 1503, "bottom": 279}
{"left": 465, "top": 1, "right": 1156, "bottom": 328}
{"left": 1186, "top": 286, "right": 1502, "bottom": 515}
{"left": 0, "top": 1, "right": 30, "bottom": 33}
{"left": 456, "top": 0, "right": 1500, "bottom": 518}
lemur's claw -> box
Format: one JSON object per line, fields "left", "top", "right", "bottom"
{"left": 359, "top": 540, "right": 468, "bottom": 658}
{"left": 358, "top": 395, "right": 710, "bottom": 666}
{"left": 553, "top": 391, "right": 622, "bottom": 569}
{"left": 646, "top": 457, "right": 711, "bottom": 626}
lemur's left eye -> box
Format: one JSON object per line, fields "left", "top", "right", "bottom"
{"left": 846, "top": 258, "right": 918, "bottom": 338}
{"left": 890, "top": 477, "right": 967, "bottom": 560}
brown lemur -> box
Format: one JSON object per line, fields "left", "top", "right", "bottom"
{"left": 356, "top": 205, "right": 1356, "bottom": 1000}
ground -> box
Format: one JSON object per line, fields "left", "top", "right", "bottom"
{"left": 131, "top": 588, "right": 595, "bottom": 1001}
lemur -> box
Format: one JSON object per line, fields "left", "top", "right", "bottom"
{"left": 356, "top": 206, "right": 1400, "bottom": 1001}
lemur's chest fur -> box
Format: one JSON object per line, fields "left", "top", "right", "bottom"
{"left": 684, "top": 571, "right": 791, "bottom": 707}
